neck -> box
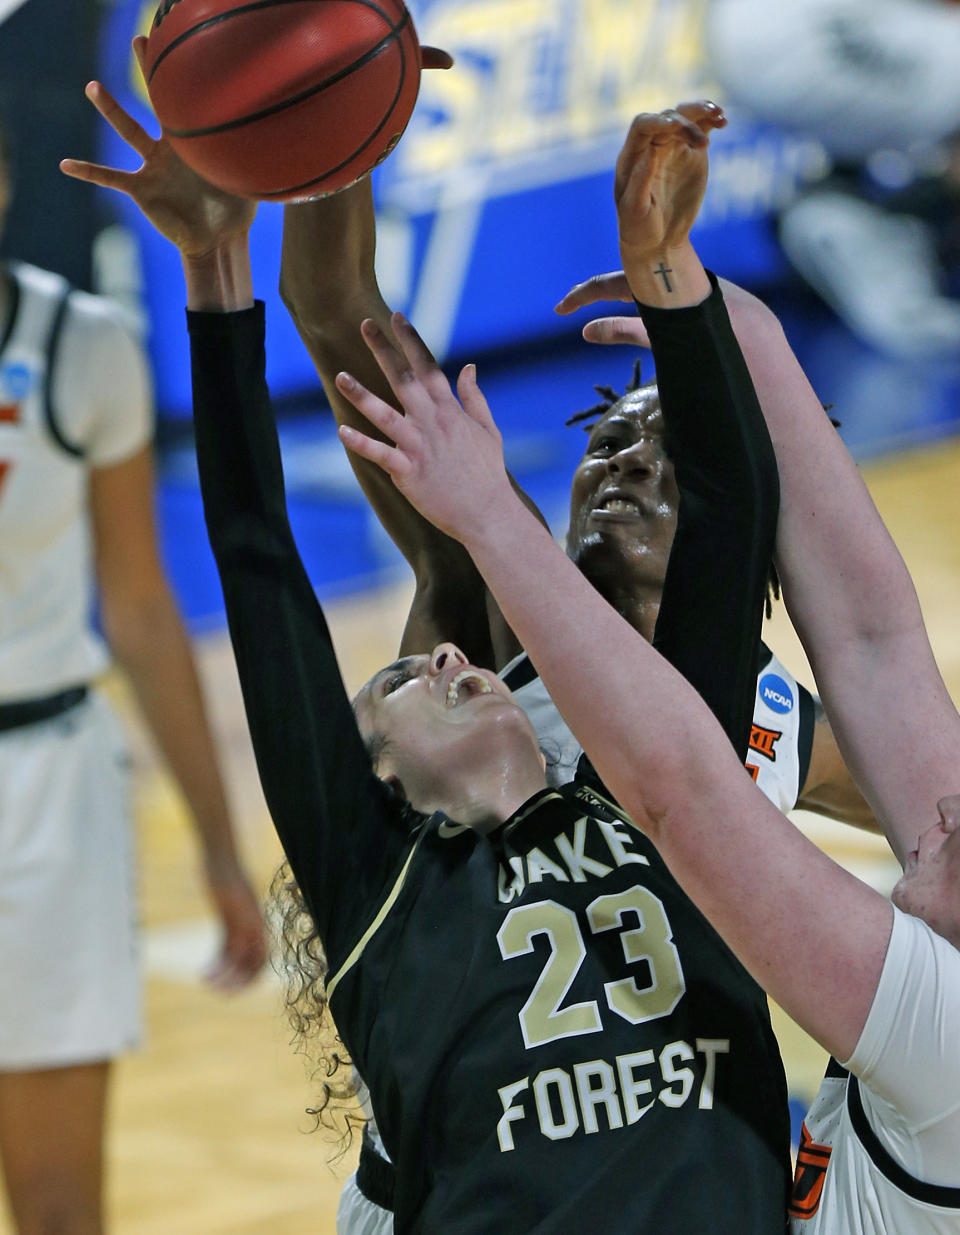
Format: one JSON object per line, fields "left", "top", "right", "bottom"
{"left": 578, "top": 561, "right": 662, "bottom": 643}
{"left": 429, "top": 750, "right": 548, "bottom": 834}
{"left": 568, "top": 542, "right": 665, "bottom": 644}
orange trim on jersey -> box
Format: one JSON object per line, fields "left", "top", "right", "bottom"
{"left": 749, "top": 723, "right": 782, "bottom": 762}
{"left": 789, "top": 1121, "right": 833, "bottom": 1219}
{"left": 0, "top": 402, "right": 19, "bottom": 423}
{"left": 745, "top": 763, "right": 760, "bottom": 781}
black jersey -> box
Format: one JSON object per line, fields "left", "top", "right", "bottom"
{"left": 186, "top": 283, "right": 790, "bottom": 1233}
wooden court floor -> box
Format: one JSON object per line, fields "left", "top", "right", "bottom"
{"left": 3, "top": 436, "right": 958, "bottom": 1233}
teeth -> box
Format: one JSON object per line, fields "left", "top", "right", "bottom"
{"left": 600, "top": 498, "right": 640, "bottom": 514}
{"left": 446, "top": 669, "right": 493, "bottom": 706}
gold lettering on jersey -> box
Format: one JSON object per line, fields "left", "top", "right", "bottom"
{"left": 497, "top": 814, "right": 649, "bottom": 903}
{"left": 496, "top": 1036, "right": 730, "bottom": 1151}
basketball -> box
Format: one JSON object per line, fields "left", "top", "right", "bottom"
{"left": 143, "top": 0, "right": 421, "bottom": 201}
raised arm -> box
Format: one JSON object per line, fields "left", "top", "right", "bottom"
{"left": 280, "top": 182, "right": 505, "bottom": 664}
{"left": 593, "top": 103, "right": 780, "bottom": 759}
{"left": 279, "top": 136, "right": 566, "bottom": 669}
{"left": 62, "top": 76, "right": 410, "bottom": 966}
{"left": 713, "top": 281, "right": 960, "bottom": 859}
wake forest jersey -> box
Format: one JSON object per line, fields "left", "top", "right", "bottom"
{"left": 503, "top": 643, "right": 814, "bottom": 811}
{"left": 329, "top": 781, "right": 788, "bottom": 1233}
{"left": 187, "top": 288, "right": 790, "bottom": 1234}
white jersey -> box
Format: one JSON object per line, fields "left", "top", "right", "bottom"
{"left": 790, "top": 909, "right": 960, "bottom": 1232}
{"left": 0, "top": 261, "right": 152, "bottom": 700}
{"left": 501, "top": 643, "right": 814, "bottom": 810}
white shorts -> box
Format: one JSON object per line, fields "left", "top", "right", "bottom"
{"left": 0, "top": 689, "right": 141, "bottom": 1070}
{"left": 706, "top": 0, "right": 960, "bottom": 160}
{"left": 336, "top": 1171, "right": 393, "bottom": 1235}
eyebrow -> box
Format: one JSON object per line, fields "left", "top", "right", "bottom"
{"left": 588, "top": 413, "right": 642, "bottom": 438}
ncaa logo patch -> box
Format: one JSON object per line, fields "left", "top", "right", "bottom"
{"left": 759, "top": 673, "right": 794, "bottom": 715}
{"left": 0, "top": 360, "right": 36, "bottom": 401}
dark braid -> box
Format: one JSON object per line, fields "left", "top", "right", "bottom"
{"left": 566, "top": 358, "right": 647, "bottom": 428}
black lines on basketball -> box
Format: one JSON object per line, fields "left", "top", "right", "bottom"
{"left": 144, "top": 0, "right": 421, "bottom": 200}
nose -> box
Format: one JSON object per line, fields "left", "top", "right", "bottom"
{"left": 937, "top": 795, "right": 960, "bottom": 832}
{"left": 607, "top": 437, "right": 657, "bottom": 478}
{"left": 430, "top": 643, "right": 468, "bottom": 676}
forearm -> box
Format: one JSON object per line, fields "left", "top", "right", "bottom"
{"left": 281, "top": 188, "right": 499, "bottom": 640}
{"left": 716, "top": 280, "right": 960, "bottom": 851}
{"left": 635, "top": 274, "right": 779, "bottom": 758}
{"left": 107, "top": 591, "right": 238, "bottom": 867}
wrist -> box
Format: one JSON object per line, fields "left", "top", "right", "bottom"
{"left": 182, "top": 236, "right": 254, "bottom": 312}
{"left": 621, "top": 241, "right": 711, "bottom": 310}
{"left": 461, "top": 487, "right": 545, "bottom": 558}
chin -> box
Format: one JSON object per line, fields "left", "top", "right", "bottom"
{"left": 570, "top": 534, "right": 662, "bottom": 590}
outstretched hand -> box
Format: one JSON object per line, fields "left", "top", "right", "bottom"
{"left": 614, "top": 100, "right": 726, "bottom": 264}
{"left": 335, "top": 314, "right": 515, "bottom": 544}
{"left": 60, "top": 40, "right": 255, "bottom": 259}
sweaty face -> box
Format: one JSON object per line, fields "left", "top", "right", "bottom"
{"left": 891, "top": 794, "right": 960, "bottom": 944}
{"left": 567, "top": 387, "right": 679, "bottom": 601}
{"left": 354, "top": 643, "right": 541, "bottom": 814}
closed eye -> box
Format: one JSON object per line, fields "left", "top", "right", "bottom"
{"left": 383, "top": 667, "right": 417, "bottom": 696}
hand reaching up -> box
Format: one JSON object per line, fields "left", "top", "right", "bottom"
{"left": 60, "top": 40, "right": 255, "bottom": 261}
{"left": 335, "top": 314, "right": 517, "bottom": 545}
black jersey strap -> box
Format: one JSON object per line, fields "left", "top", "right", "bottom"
{"left": 843, "top": 1067, "right": 960, "bottom": 1208}
{"left": 43, "top": 282, "right": 84, "bottom": 459}
{"left": 501, "top": 652, "right": 538, "bottom": 692}
{"left": 356, "top": 1127, "right": 395, "bottom": 1211}
{"left": 796, "top": 683, "right": 815, "bottom": 796}
{"left": 0, "top": 265, "right": 20, "bottom": 356}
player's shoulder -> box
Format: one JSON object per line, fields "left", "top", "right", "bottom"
{"left": 9, "top": 262, "right": 138, "bottom": 344}
{"left": 8, "top": 258, "right": 68, "bottom": 302}
{"left": 62, "top": 286, "right": 138, "bottom": 342}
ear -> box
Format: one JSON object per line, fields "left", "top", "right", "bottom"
{"left": 382, "top": 773, "right": 407, "bottom": 804}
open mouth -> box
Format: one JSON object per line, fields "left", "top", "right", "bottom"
{"left": 592, "top": 495, "right": 643, "bottom": 518}
{"left": 446, "top": 670, "right": 494, "bottom": 707}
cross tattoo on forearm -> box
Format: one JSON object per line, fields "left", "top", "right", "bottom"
{"left": 653, "top": 261, "right": 673, "bottom": 291}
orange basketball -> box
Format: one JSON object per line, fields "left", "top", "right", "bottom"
{"left": 144, "top": 0, "right": 421, "bottom": 201}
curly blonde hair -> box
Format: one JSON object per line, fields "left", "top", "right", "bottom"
{"left": 268, "top": 863, "right": 365, "bottom": 1154}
